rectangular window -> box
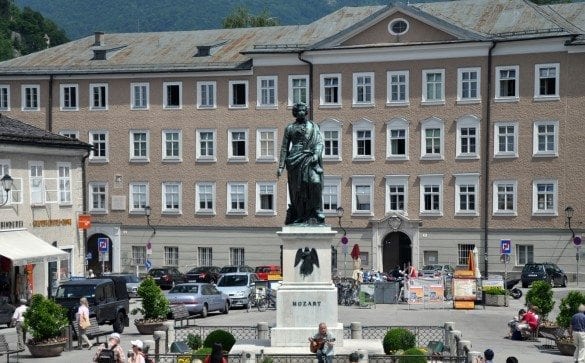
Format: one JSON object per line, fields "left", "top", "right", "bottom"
{"left": 323, "top": 130, "right": 339, "bottom": 157}
{"left": 198, "top": 247, "right": 213, "bottom": 266}
{"left": 288, "top": 75, "right": 308, "bottom": 105}
{"left": 494, "top": 123, "right": 517, "bottom": 158}
{"left": 90, "top": 83, "right": 108, "bottom": 110}
{"left": 22, "top": 85, "right": 40, "bottom": 111}
{"left": 196, "top": 129, "right": 216, "bottom": 162}
{"left": 230, "top": 248, "right": 245, "bottom": 266}
{"left": 57, "top": 163, "right": 71, "bottom": 204}
{"left": 131, "top": 83, "right": 149, "bottom": 109}
{"left": 164, "top": 246, "right": 179, "bottom": 266}
{"left": 322, "top": 181, "right": 339, "bottom": 212}
{"left": 385, "top": 175, "right": 408, "bottom": 214}
{"left": 460, "top": 127, "right": 476, "bottom": 154}
{"left": 355, "top": 185, "right": 371, "bottom": 211}
{"left": 257, "top": 129, "right": 276, "bottom": 161}
{"left": 162, "top": 130, "right": 181, "bottom": 161}
{"left": 132, "top": 246, "right": 146, "bottom": 266}
{"left": 493, "top": 180, "right": 517, "bottom": 214}
{"left": 227, "top": 182, "right": 247, "bottom": 213}
{"left": 130, "top": 131, "right": 149, "bottom": 161}
{"left": 387, "top": 71, "right": 409, "bottom": 104}
{"left": 60, "top": 84, "right": 78, "bottom": 110}
{"left": 256, "top": 182, "right": 276, "bottom": 213}
{"left": 0, "top": 85, "right": 10, "bottom": 111}
{"left": 29, "top": 161, "right": 44, "bottom": 205}
{"left": 130, "top": 182, "right": 148, "bottom": 212}
{"left": 496, "top": 66, "right": 519, "bottom": 100}
{"left": 257, "top": 76, "right": 277, "bottom": 107}
{"left": 422, "top": 70, "right": 444, "bottom": 103}
{"left": 425, "top": 129, "right": 441, "bottom": 154}
{"left": 533, "top": 121, "right": 558, "bottom": 156}
{"left": 353, "top": 72, "right": 374, "bottom": 105}
{"left": 389, "top": 185, "right": 405, "bottom": 212}
{"left": 458, "top": 184, "right": 476, "bottom": 212}
{"left": 229, "top": 81, "right": 248, "bottom": 108}
{"left": 196, "top": 182, "right": 215, "bottom": 214}
{"left": 390, "top": 129, "right": 406, "bottom": 156}
{"left": 163, "top": 82, "right": 182, "bottom": 109}
{"left": 89, "top": 131, "right": 108, "bottom": 161}
{"left": 517, "top": 245, "right": 534, "bottom": 265}
{"left": 89, "top": 182, "right": 107, "bottom": 212}
{"left": 197, "top": 81, "right": 216, "bottom": 108}
{"left": 351, "top": 176, "right": 374, "bottom": 214}
{"left": 356, "top": 130, "right": 372, "bottom": 156}
{"left": 533, "top": 180, "right": 557, "bottom": 215}
{"left": 59, "top": 130, "right": 79, "bottom": 139}
{"left": 457, "top": 68, "right": 480, "bottom": 101}
{"left": 457, "top": 244, "right": 475, "bottom": 266}
{"left": 162, "top": 182, "right": 181, "bottom": 213}
{"left": 535, "top": 63, "right": 559, "bottom": 99}
{"left": 320, "top": 74, "right": 341, "bottom": 106}
{"left": 228, "top": 129, "right": 248, "bottom": 160}
{"left": 420, "top": 175, "right": 443, "bottom": 214}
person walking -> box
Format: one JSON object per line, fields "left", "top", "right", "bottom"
{"left": 11, "top": 298, "right": 28, "bottom": 350}
{"left": 570, "top": 304, "right": 585, "bottom": 362}
{"left": 77, "top": 297, "right": 92, "bottom": 349}
{"left": 129, "top": 340, "right": 146, "bottom": 363}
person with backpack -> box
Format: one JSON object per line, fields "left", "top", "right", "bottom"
{"left": 93, "top": 332, "right": 126, "bottom": 363}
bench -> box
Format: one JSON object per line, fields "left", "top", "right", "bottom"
{"left": 0, "top": 334, "right": 24, "bottom": 362}
{"left": 73, "top": 316, "right": 113, "bottom": 349}
{"left": 170, "top": 304, "right": 197, "bottom": 328}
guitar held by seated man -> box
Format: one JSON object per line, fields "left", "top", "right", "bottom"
{"left": 309, "top": 322, "right": 335, "bottom": 363}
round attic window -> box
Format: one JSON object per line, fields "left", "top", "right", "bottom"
{"left": 388, "top": 18, "right": 409, "bottom": 36}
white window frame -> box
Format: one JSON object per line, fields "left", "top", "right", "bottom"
{"left": 195, "top": 182, "right": 216, "bottom": 215}
{"left": 288, "top": 75, "right": 309, "bottom": 106}
{"left": 162, "top": 181, "right": 182, "bottom": 214}
{"left": 196, "top": 129, "right": 217, "bottom": 162}
{"left": 197, "top": 81, "right": 217, "bottom": 109}
{"left": 57, "top": 162, "right": 72, "bottom": 205}
{"left": 454, "top": 173, "right": 479, "bottom": 216}
{"left": 319, "top": 73, "right": 342, "bottom": 107}
{"left": 228, "top": 128, "right": 248, "bottom": 162}
{"left": 386, "top": 117, "right": 409, "bottom": 160}
{"left": 229, "top": 80, "right": 248, "bottom": 109}
{"left": 494, "top": 122, "right": 518, "bottom": 158}
{"left": 533, "top": 120, "right": 558, "bottom": 157}
{"left": 456, "top": 115, "right": 480, "bottom": 159}
{"left": 129, "top": 130, "right": 150, "bottom": 162}
{"left": 131, "top": 246, "right": 146, "bottom": 266}
{"left": 227, "top": 182, "right": 248, "bottom": 215}
{"left": 421, "top": 69, "right": 445, "bottom": 104}
{"left": 29, "top": 161, "right": 44, "bottom": 205}
{"left": 163, "top": 81, "right": 182, "bottom": 109}
{"left": 320, "top": 118, "right": 342, "bottom": 161}
{"left": 0, "top": 85, "right": 10, "bottom": 111}
{"left": 534, "top": 63, "right": 560, "bottom": 101}
{"left": 198, "top": 247, "right": 213, "bottom": 266}
{"left": 385, "top": 175, "right": 408, "bottom": 215}
{"left": 495, "top": 65, "right": 519, "bottom": 102}
{"left": 129, "top": 182, "right": 149, "bottom": 213}
{"left": 89, "top": 83, "right": 108, "bottom": 110}
{"left": 59, "top": 83, "right": 78, "bottom": 111}
{"left": 257, "top": 76, "right": 278, "bottom": 109}
{"left": 352, "top": 72, "right": 375, "bottom": 107}
{"left": 89, "top": 181, "right": 107, "bottom": 213}
{"left": 256, "top": 128, "right": 277, "bottom": 162}
{"left": 492, "top": 180, "right": 518, "bottom": 216}
{"left": 59, "top": 130, "right": 79, "bottom": 139}
{"left": 532, "top": 179, "right": 557, "bottom": 216}
{"left": 457, "top": 67, "right": 481, "bottom": 103}
{"left": 131, "top": 82, "right": 149, "bottom": 110}
{"left": 256, "top": 181, "right": 277, "bottom": 215}
{"left": 352, "top": 118, "right": 374, "bottom": 161}
{"left": 386, "top": 70, "right": 409, "bottom": 106}
{"left": 457, "top": 244, "right": 475, "bottom": 266}
{"left": 21, "top": 84, "right": 40, "bottom": 111}
{"left": 351, "top": 175, "right": 374, "bottom": 215}
{"left": 164, "top": 247, "right": 179, "bottom": 267}
{"left": 230, "top": 247, "right": 245, "bottom": 266}
{"left": 89, "top": 130, "right": 109, "bottom": 163}
{"left": 516, "top": 244, "right": 534, "bottom": 266}
{"left": 323, "top": 175, "right": 341, "bottom": 215}
{"left": 420, "top": 117, "right": 444, "bottom": 160}
{"left": 162, "top": 129, "right": 182, "bottom": 162}
{"left": 419, "top": 174, "right": 443, "bottom": 216}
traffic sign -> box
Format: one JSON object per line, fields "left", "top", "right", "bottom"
{"left": 500, "top": 239, "right": 512, "bottom": 255}
{"left": 144, "top": 259, "right": 152, "bottom": 270}
{"left": 98, "top": 238, "right": 109, "bottom": 253}
{"left": 341, "top": 236, "right": 349, "bottom": 245}
{"left": 86, "top": 252, "right": 92, "bottom": 260}
{"left": 574, "top": 236, "right": 582, "bottom": 247}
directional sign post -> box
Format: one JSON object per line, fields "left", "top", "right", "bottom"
{"left": 575, "top": 236, "right": 582, "bottom": 287}
{"left": 500, "top": 239, "right": 512, "bottom": 307}
{"left": 98, "top": 238, "right": 108, "bottom": 274}
{"left": 144, "top": 259, "right": 152, "bottom": 271}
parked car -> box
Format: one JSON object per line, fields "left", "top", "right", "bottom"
{"left": 219, "top": 265, "right": 255, "bottom": 274}
{"left": 255, "top": 265, "right": 282, "bottom": 281}
{"left": 165, "top": 283, "right": 229, "bottom": 317}
{"left": 148, "top": 267, "right": 186, "bottom": 289}
{"left": 420, "top": 264, "right": 454, "bottom": 278}
{"left": 215, "top": 272, "right": 259, "bottom": 309}
{"left": 103, "top": 273, "right": 142, "bottom": 298}
{"left": 521, "top": 262, "right": 567, "bottom": 288}
{"left": 185, "top": 266, "right": 221, "bottom": 284}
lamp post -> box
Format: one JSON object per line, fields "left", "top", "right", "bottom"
{"left": 144, "top": 205, "right": 156, "bottom": 235}
{"left": 566, "top": 206, "right": 579, "bottom": 286}
{"left": 0, "top": 174, "right": 13, "bottom": 207}
{"left": 337, "top": 207, "right": 349, "bottom": 277}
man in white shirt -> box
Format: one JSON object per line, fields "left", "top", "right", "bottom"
{"left": 12, "top": 299, "right": 28, "bottom": 350}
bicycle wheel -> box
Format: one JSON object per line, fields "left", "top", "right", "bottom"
{"left": 257, "top": 298, "right": 268, "bottom": 312}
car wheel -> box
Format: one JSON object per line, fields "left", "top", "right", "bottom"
{"left": 113, "top": 312, "right": 125, "bottom": 334}
{"left": 201, "top": 304, "right": 208, "bottom": 318}
{"left": 222, "top": 302, "right": 229, "bottom": 314}
{"left": 562, "top": 276, "right": 568, "bottom": 287}
{"left": 522, "top": 282, "right": 528, "bottom": 288}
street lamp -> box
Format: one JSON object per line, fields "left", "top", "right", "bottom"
{"left": 566, "top": 206, "right": 575, "bottom": 238}
{"left": 336, "top": 207, "right": 346, "bottom": 236}
{"left": 337, "top": 206, "right": 349, "bottom": 277}
{"left": 144, "top": 206, "right": 156, "bottom": 235}
{"left": 566, "top": 206, "right": 579, "bottom": 286}
{"left": 0, "top": 174, "right": 13, "bottom": 207}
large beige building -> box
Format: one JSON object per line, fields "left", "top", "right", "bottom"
{"left": 0, "top": 0, "right": 583, "bottom": 279}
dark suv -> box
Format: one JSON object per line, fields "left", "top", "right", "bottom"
{"left": 521, "top": 262, "right": 567, "bottom": 288}
{"left": 185, "top": 266, "right": 221, "bottom": 284}
{"left": 148, "top": 267, "right": 185, "bottom": 289}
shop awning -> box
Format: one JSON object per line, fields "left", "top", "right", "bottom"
{"left": 0, "top": 229, "right": 69, "bottom": 266}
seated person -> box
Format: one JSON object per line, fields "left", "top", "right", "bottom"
{"left": 309, "top": 322, "right": 335, "bottom": 363}
{"left": 516, "top": 306, "right": 539, "bottom": 337}
{"left": 508, "top": 309, "right": 526, "bottom": 339}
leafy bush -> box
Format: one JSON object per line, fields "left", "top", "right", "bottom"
{"left": 192, "top": 347, "right": 211, "bottom": 360}
{"left": 525, "top": 280, "right": 555, "bottom": 319}
{"left": 131, "top": 276, "right": 169, "bottom": 320}
{"left": 383, "top": 328, "right": 416, "bottom": 354}
{"left": 483, "top": 286, "right": 506, "bottom": 295}
{"left": 203, "top": 329, "right": 236, "bottom": 352}
{"left": 187, "top": 333, "right": 202, "bottom": 350}
{"left": 23, "top": 294, "right": 68, "bottom": 343}
{"left": 400, "top": 348, "right": 427, "bottom": 363}
{"left": 557, "top": 291, "right": 585, "bottom": 328}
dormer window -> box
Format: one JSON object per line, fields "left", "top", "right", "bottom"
{"left": 388, "top": 18, "right": 409, "bottom": 36}
{"left": 93, "top": 49, "right": 106, "bottom": 60}
{"left": 196, "top": 46, "right": 211, "bottom": 57}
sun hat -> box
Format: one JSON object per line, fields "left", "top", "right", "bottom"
{"left": 109, "top": 332, "right": 121, "bottom": 342}
{"left": 131, "top": 340, "right": 143, "bottom": 350}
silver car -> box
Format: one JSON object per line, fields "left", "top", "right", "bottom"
{"left": 165, "top": 283, "right": 229, "bottom": 317}
{"left": 215, "top": 273, "right": 259, "bottom": 309}
{"left": 104, "top": 273, "right": 141, "bottom": 298}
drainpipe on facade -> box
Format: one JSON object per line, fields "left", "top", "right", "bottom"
{"left": 47, "top": 74, "right": 53, "bottom": 131}
{"left": 81, "top": 146, "right": 91, "bottom": 276}
{"left": 297, "top": 52, "right": 314, "bottom": 119}
{"left": 483, "top": 41, "right": 497, "bottom": 278}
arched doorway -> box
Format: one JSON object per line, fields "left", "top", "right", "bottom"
{"left": 87, "top": 233, "right": 113, "bottom": 276}
{"left": 382, "top": 231, "right": 412, "bottom": 273}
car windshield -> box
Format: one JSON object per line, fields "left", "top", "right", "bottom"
{"left": 124, "top": 275, "right": 140, "bottom": 283}
{"left": 523, "top": 265, "right": 542, "bottom": 273}
{"left": 218, "top": 275, "right": 248, "bottom": 287}
{"left": 149, "top": 269, "right": 165, "bottom": 277}
{"left": 422, "top": 265, "right": 440, "bottom": 271}
{"left": 220, "top": 267, "right": 237, "bottom": 273}
{"left": 55, "top": 285, "right": 96, "bottom": 298}
{"left": 169, "top": 285, "right": 199, "bottom": 294}
{"left": 187, "top": 267, "right": 208, "bottom": 274}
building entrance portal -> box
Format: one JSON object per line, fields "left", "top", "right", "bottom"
{"left": 382, "top": 232, "right": 412, "bottom": 273}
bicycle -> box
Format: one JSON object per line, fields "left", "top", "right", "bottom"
{"left": 257, "top": 288, "right": 276, "bottom": 312}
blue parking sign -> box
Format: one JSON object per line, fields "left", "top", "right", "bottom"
{"left": 98, "top": 238, "right": 108, "bottom": 253}
{"left": 501, "top": 239, "right": 512, "bottom": 255}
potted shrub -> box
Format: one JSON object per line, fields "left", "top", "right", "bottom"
{"left": 203, "top": 329, "right": 236, "bottom": 352}
{"left": 483, "top": 286, "right": 506, "bottom": 306}
{"left": 554, "top": 291, "right": 585, "bottom": 356}
{"left": 383, "top": 327, "right": 415, "bottom": 355}
{"left": 131, "top": 276, "right": 170, "bottom": 334}
{"left": 400, "top": 347, "right": 427, "bottom": 363}
{"left": 23, "top": 294, "right": 69, "bottom": 358}
{"left": 525, "top": 280, "right": 555, "bottom": 321}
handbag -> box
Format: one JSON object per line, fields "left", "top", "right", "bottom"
{"left": 80, "top": 315, "right": 90, "bottom": 329}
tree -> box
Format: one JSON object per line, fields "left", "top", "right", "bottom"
{"left": 222, "top": 6, "right": 278, "bottom": 29}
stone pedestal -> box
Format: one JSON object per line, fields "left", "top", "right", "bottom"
{"left": 271, "top": 225, "right": 343, "bottom": 347}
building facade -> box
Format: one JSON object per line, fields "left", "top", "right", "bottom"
{"left": 0, "top": 0, "right": 583, "bottom": 279}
